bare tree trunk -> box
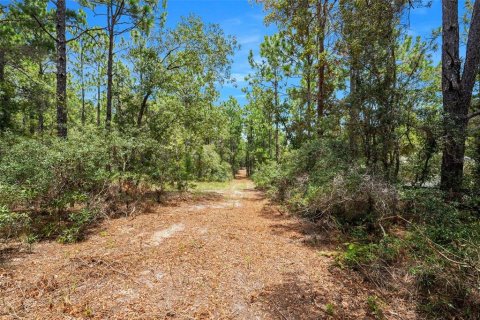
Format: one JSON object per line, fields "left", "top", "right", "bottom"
{"left": 274, "top": 77, "right": 280, "bottom": 162}
{"left": 97, "top": 64, "right": 101, "bottom": 126}
{"left": 105, "top": 5, "right": 114, "bottom": 129}
{"left": 37, "top": 61, "right": 45, "bottom": 134}
{"left": 348, "top": 65, "right": 359, "bottom": 159}
{"left": 306, "top": 68, "right": 312, "bottom": 137}
{"left": 440, "top": 0, "right": 480, "bottom": 194}
{"left": 246, "top": 122, "right": 253, "bottom": 176}
{"left": 316, "top": 0, "right": 326, "bottom": 136}
{"left": 137, "top": 92, "right": 151, "bottom": 127}
{"left": 80, "top": 44, "right": 86, "bottom": 126}
{"left": 56, "top": 0, "right": 67, "bottom": 138}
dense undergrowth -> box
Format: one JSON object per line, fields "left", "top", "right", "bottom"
{"left": 0, "top": 127, "right": 234, "bottom": 244}
{"left": 252, "top": 139, "right": 480, "bottom": 319}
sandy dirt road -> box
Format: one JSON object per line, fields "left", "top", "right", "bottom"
{"left": 0, "top": 170, "right": 416, "bottom": 319}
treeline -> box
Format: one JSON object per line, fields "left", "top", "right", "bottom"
{"left": 247, "top": 0, "right": 480, "bottom": 318}
{"left": 0, "top": 2, "right": 244, "bottom": 241}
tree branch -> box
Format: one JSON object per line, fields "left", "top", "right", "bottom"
{"left": 67, "top": 27, "right": 105, "bottom": 43}
{"left": 29, "top": 13, "right": 58, "bottom": 43}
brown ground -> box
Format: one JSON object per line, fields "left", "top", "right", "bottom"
{"left": 0, "top": 170, "right": 417, "bottom": 319}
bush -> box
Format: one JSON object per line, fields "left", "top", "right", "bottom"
{"left": 260, "top": 138, "right": 397, "bottom": 227}
{"left": 195, "top": 144, "right": 233, "bottom": 182}
{"left": 57, "top": 209, "right": 96, "bottom": 243}
{"left": 339, "top": 189, "right": 480, "bottom": 319}
{"left": 251, "top": 160, "right": 280, "bottom": 190}
{"left": 252, "top": 137, "right": 480, "bottom": 319}
{"left": 305, "top": 170, "right": 398, "bottom": 225}
{"left": 0, "top": 130, "right": 110, "bottom": 212}
{"left": 0, "top": 127, "right": 236, "bottom": 242}
{"left": 0, "top": 205, "right": 30, "bottom": 240}
{"left": 0, "top": 130, "right": 112, "bottom": 241}
{"left": 401, "top": 190, "right": 480, "bottom": 319}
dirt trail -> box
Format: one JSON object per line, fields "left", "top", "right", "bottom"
{"left": 0, "top": 170, "right": 416, "bottom": 319}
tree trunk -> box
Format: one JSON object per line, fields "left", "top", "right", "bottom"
{"left": 440, "top": 0, "right": 480, "bottom": 194}
{"left": 29, "top": 111, "right": 35, "bottom": 135}
{"left": 246, "top": 122, "right": 253, "bottom": 176}
{"left": 56, "top": 0, "right": 67, "bottom": 138}
{"left": 97, "top": 64, "right": 101, "bottom": 126}
{"left": 305, "top": 53, "right": 313, "bottom": 138}
{"left": 274, "top": 77, "right": 280, "bottom": 162}
{"left": 348, "top": 64, "right": 359, "bottom": 159}
{"left": 105, "top": 5, "right": 114, "bottom": 129}
{"left": 415, "top": 127, "right": 437, "bottom": 186}
{"left": 137, "top": 91, "right": 151, "bottom": 127}
{"left": 38, "top": 104, "right": 44, "bottom": 133}
{"left": 316, "top": 0, "right": 326, "bottom": 136}
{"left": 80, "top": 44, "right": 86, "bottom": 126}
{"left": 306, "top": 70, "right": 312, "bottom": 137}
{"left": 37, "top": 62, "right": 45, "bottom": 134}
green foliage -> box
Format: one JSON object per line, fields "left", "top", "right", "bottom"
{"left": 341, "top": 236, "right": 405, "bottom": 268}
{"left": 195, "top": 144, "right": 233, "bottom": 182}
{"left": 1, "top": 0, "right": 479, "bottom": 319}
{"left": 338, "top": 189, "right": 480, "bottom": 319}
{"left": 57, "top": 209, "right": 95, "bottom": 243}
{"left": 325, "top": 302, "right": 335, "bottom": 316}
{"left": 401, "top": 190, "right": 480, "bottom": 319}
{"left": 366, "top": 295, "right": 385, "bottom": 320}
{"left": 251, "top": 160, "right": 280, "bottom": 190}
{"left": 0, "top": 205, "right": 30, "bottom": 240}
{"left": 255, "top": 134, "right": 479, "bottom": 319}
{"left": 0, "top": 130, "right": 109, "bottom": 211}
{"left": 258, "top": 139, "right": 399, "bottom": 226}
{"left": 0, "top": 123, "right": 240, "bottom": 242}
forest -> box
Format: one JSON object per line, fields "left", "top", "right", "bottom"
{"left": 0, "top": 0, "right": 479, "bottom": 319}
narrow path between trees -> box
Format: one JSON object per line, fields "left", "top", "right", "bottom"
{"left": 1, "top": 170, "right": 416, "bottom": 319}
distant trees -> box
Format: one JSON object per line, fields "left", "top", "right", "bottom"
{"left": 247, "top": 34, "right": 289, "bottom": 162}
{"left": 0, "top": 2, "right": 241, "bottom": 180}
{"left": 259, "top": 0, "right": 335, "bottom": 137}
{"left": 1, "top": 0, "right": 479, "bottom": 201}
{"left": 251, "top": 0, "right": 480, "bottom": 197}
{"left": 84, "top": 0, "right": 160, "bottom": 129}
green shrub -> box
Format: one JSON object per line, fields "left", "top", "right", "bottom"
{"left": 195, "top": 144, "right": 233, "bottom": 182}
{"left": 366, "top": 295, "right": 385, "bottom": 319}
{"left": 265, "top": 138, "right": 479, "bottom": 319}
{"left": 57, "top": 209, "right": 96, "bottom": 243}
{"left": 340, "top": 189, "right": 480, "bottom": 319}
{"left": 251, "top": 160, "right": 280, "bottom": 190}
{"left": 255, "top": 139, "right": 399, "bottom": 226}
{"left": 341, "top": 236, "right": 405, "bottom": 268}
{"left": 0, "top": 205, "right": 30, "bottom": 239}
{"left": 0, "top": 127, "right": 236, "bottom": 242}
{"left": 0, "top": 130, "right": 110, "bottom": 212}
